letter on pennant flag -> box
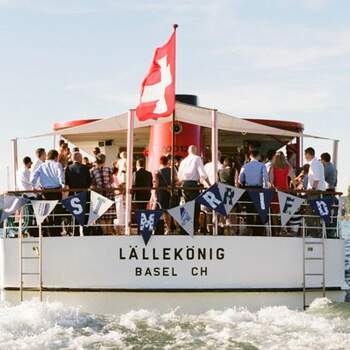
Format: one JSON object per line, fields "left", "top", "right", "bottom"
{"left": 87, "top": 191, "right": 114, "bottom": 226}
{"left": 61, "top": 192, "right": 87, "bottom": 226}
{"left": 136, "top": 210, "right": 163, "bottom": 245}
{"left": 277, "top": 191, "right": 305, "bottom": 227}
{"left": 0, "top": 195, "right": 29, "bottom": 222}
{"left": 248, "top": 189, "right": 273, "bottom": 224}
{"left": 135, "top": 29, "right": 176, "bottom": 121}
{"left": 31, "top": 200, "right": 58, "bottom": 225}
{"left": 309, "top": 197, "right": 333, "bottom": 224}
{"left": 218, "top": 183, "right": 245, "bottom": 216}
{"left": 167, "top": 200, "right": 195, "bottom": 236}
{"left": 196, "top": 184, "right": 227, "bottom": 216}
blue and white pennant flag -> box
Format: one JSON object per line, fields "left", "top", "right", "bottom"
{"left": 136, "top": 210, "right": 163, "bottom": 245}
{"left": 62, "top": 192, "right": 87, "bottom": 226}
{"left": 167, "top": 200, "right": 195, "bottom": 236}
{"left": 196, "top": 183, "right": 245, "bottom": 216}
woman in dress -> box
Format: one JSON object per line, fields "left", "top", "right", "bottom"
{"left": 270, "top": 151, "right": 292, "bottom": 190}
{"left": 270, "top": 151, "right": 293, "bottom": 235}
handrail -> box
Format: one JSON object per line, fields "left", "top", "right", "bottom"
{"left": 5, "top": 187, "right": 341, "bottom": 195}
{"left": 129, "top": 187, "right": 342, "bottom": 196}
{"left": 2, "top": 195, "right": 340, "bottom": 238}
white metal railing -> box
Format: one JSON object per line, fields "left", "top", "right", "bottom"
{"left": 1, "top": 192, "right": 341, "bottom": 238}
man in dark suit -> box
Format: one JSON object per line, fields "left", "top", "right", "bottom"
{"left": 65, "top": 152, "right": 92, "bottom": 193}
{"left": 133, "top": 159, "right": 153, "bottom": 210}
{"left": 65, "top": 152, "right": 92, "bottom": 235}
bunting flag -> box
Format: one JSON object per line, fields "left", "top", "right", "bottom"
{"left": 0, "top": 195, "right": 30, "bottom": 222}
{"left": 167, "top": 200, "right": 195, "bottom": 236}
{"left": 87, "top": 191, "right": 114, "bottom": 226}
{"left": 136, "top": 210, "right": 163, "bottom": 245}
{"left": 196, "top": 184, "right": 245, "bottom": 217}
{"left": 31, "top": 200, "right": 58, "bottom": 225}
{"left": 248, "top": 189, "right": 273, "bottom": 224}
{"left": 309, "top": 197, "right": 333, "bottom": 224}
{"left": 196, "top": 184, "right": 227, "bottom": 216}
{"left": 218, "top": 183, "right": 245, "bottom": 216}
{"left": 277, "top": 191, "right": 305, "bottom": 227}
{"left": 61, "top": 192, "right": 87, "bottom": 226}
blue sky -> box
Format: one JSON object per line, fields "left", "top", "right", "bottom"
{"left": 0, "top": 0, "right": 349, "bottom": 192}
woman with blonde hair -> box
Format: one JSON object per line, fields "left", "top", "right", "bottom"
{"left": 270, "top": 151, "right": 293, "bottom": 236}
{"left": 270, "top": 151, "right": 292, "bottom": 190}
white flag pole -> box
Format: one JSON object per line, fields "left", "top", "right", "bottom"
{"left": 211, "top": 109, "right": 218, "bottom": 236}
{"left": 125, "top": 109, "right": 135, "bottom": 236}
{"left": 39, "top": 221, "right": 43, "bottom": 301}
{"left": 11, "top": 138, "right": 19, "bottom": 190}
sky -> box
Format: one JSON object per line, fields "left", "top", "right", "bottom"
{"left": 0, "top": 0, "right": 349, "bottom": 192}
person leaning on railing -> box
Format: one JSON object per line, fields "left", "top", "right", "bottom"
{"left": 304, "top": 147, "right": 326, "bottom": 237}
{"left": 320, "top": 152, "right": 339, "bottom": 238}
{"left": 238, "top": 149, "right": 268, "bottom": 236}
{"left": 30, "top": 149, "right": 65, "bottom": 236}
{"left": 17, "top": 156, "right": 38, "bottom": 236}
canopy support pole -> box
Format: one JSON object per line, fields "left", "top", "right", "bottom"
{"left": 171, "top": 111, "right": 175, "bottom": 192}
{"left": 211, "top": 109, "right": 218, "bottom": 236}
{"left": 332, "top": 140, "right": 339, "bottom": 169}
{"left": 299, "top": 134, "right": 304, "bottom": 168}
{"left": 125, "top": 109, "right": 135, "bottom": 236}
{"left": 11, "top": 138, "right": 18, "bottom": 190}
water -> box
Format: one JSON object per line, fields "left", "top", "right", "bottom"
{"left": 0, "top": 221, "right": 349, "bottom": 350}
{"left": 1, "top": 298, "right": 350, "bottom": 349}
{"left": 340, "top": 221, "right": 350, "bottom": 288}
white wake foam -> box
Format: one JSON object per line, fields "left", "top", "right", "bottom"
{"left": 0, "top": 298, "right": 349, "bottom": 350}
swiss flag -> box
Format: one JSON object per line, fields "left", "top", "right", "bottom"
{"left": 136, "top": 29, "right": 176, "bottom": 121}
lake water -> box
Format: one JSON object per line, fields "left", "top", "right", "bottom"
{"left": 0, "top": 222, "right": 349, "bottom": 350}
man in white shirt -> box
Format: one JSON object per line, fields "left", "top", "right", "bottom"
{"left": 17, "top": 156, "right": 38, "bottom": 236}
{"left": 30, "top": 148, "right": 46, "bottom": 189}
{"left": 178, "top": 145, "right": 210, "bottom": 186}
{"left": 204, "top": 151, "right": 223, "bottom": 187}
{"left": 17, "top": 156, "right": 34, "bottom": 196}
{"left": 304, "top": 147, "right": 326, "bottom": 191}
{"left": 304, "top": 147, "right": 326, "bottom": 237}
{"left": 178, "top": 145, "right": 210, "bottom": 232}
{"left": 265, "top": 150, "right": 275, "bottom": 184}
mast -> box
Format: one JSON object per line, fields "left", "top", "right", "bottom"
{"left": 171, "top": 24, "right": 178, "bottom": 194}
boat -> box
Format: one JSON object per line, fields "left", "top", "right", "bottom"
{"left": 0, "top": 95, "right": 346, "bottom": 313}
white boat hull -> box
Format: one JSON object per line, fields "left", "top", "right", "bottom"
{"left": 0, "top": 236, "right": 347, "bottom": 312}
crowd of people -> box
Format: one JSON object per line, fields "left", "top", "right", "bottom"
{"left": 15, "top": 139, "right": 338, "bottom": 237}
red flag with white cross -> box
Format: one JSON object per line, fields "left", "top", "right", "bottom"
{"left": 136, "top": 27, "right": 176, "bottom": 121}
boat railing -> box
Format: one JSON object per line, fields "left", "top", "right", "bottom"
{"left": 1, "top": 187, "right": 342, "bottom": 238}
